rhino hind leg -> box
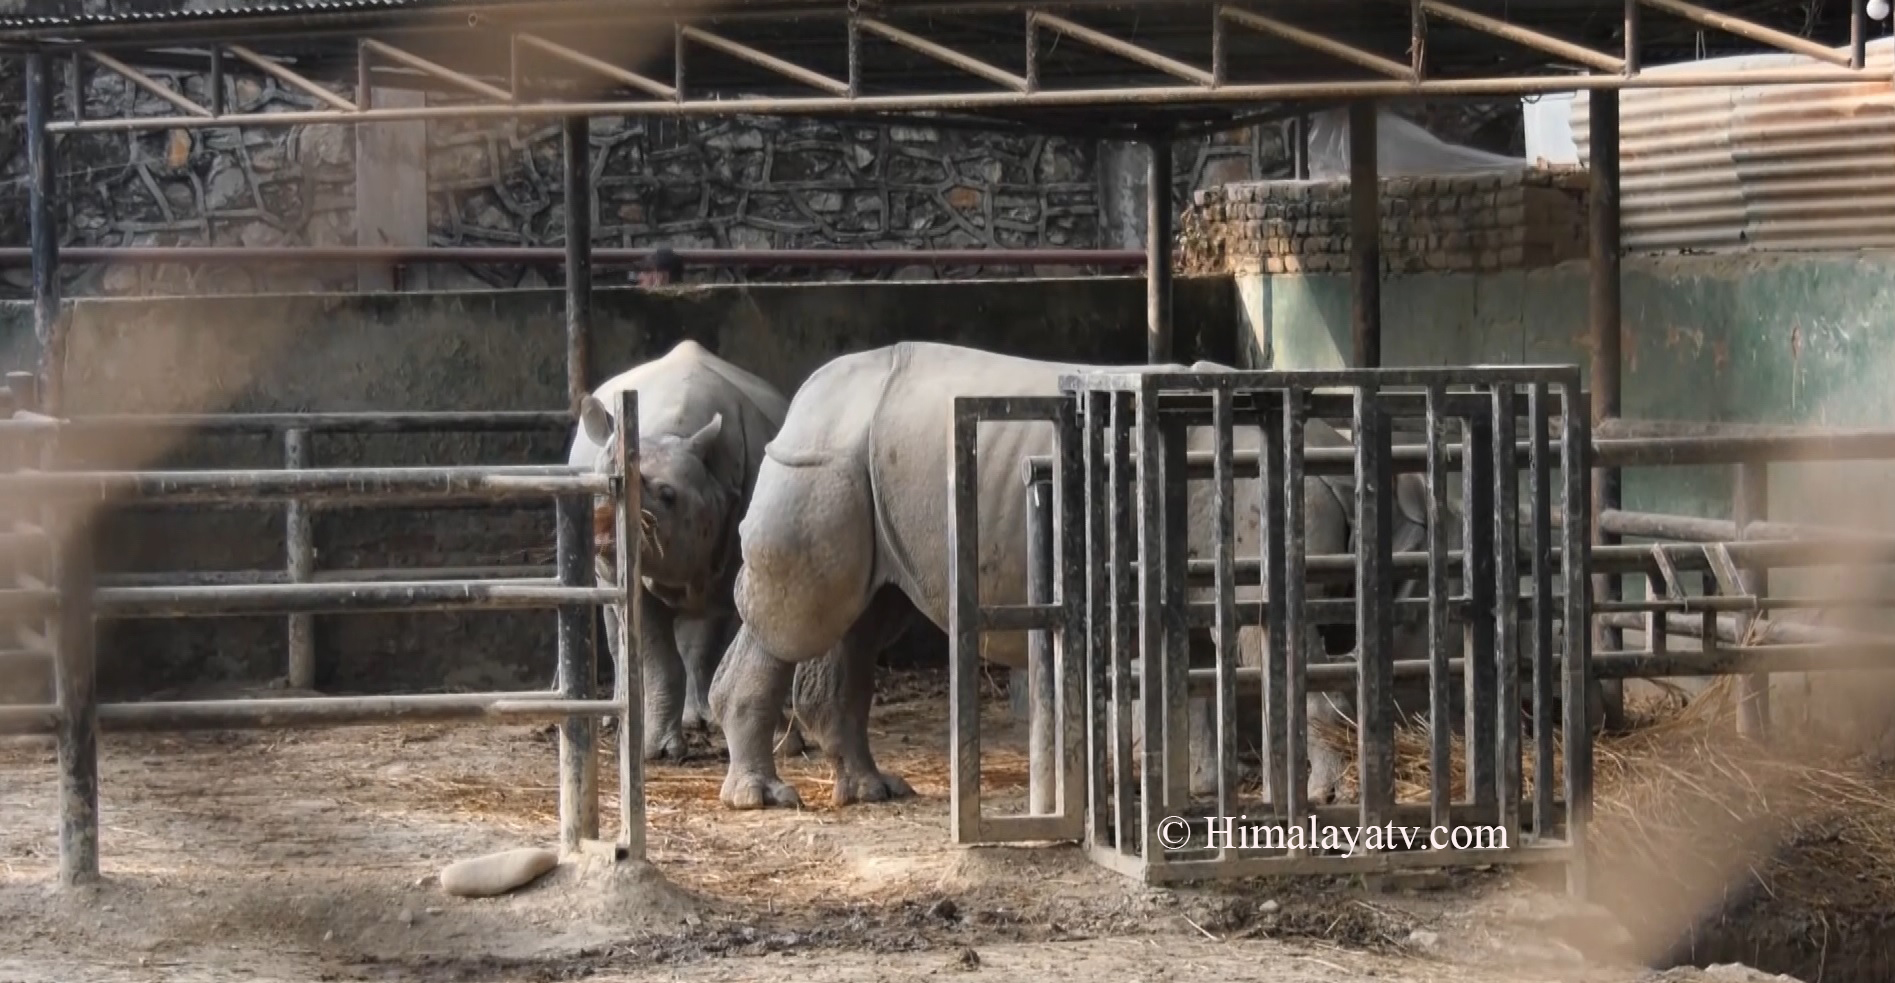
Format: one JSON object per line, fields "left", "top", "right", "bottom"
{"left": 791, "top": 585, "right": 918, "bottom": 808}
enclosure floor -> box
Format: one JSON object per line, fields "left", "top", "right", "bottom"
{"left": 0, "top": 668, "right": 1754, "bottom": 983}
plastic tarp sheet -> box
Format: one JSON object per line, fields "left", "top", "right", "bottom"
{"left": 1304, "top": 106, "right": 1528, "bottom": 179}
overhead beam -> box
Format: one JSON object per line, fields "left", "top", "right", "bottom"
{"left": 855, "top": 16, "right": 1030, "bottom": 92}
{"left": 86, "top": 50, "right": 212, "bottom": 118}
{"left": 1421, "top": 0, "right": 1625, "bottom": 74}
{"left": 679, "top": 25, "right": 851, "bottom": 96}
{"left": 1031, "top": 11, "right": 1216, "bottom": 88}
{"left": 42, "top": 66, "right": 1879, "bottom": 134}
{"left": 1635, "top": 0, "right": 1854, "bottom": 67}
{"left": 360, "top": 38, "right": 515, "bottom": 103}
{"left": 514, "top": 32, "right": 677, "bottom": 100}
{"left": 1218, "top": 6, "right": 1415, "bottom": 81}
{"left": 224, "top": 44, "right": 359, "bottom": 112}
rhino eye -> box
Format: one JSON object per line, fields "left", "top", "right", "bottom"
{"left": 656, "top": 484, "right": 677, "bottom": 506}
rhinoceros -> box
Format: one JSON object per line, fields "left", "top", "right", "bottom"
{"left": 706, "top": 341, "right": 1470, "bottom": 811}
{"left": 568, "top": 339, "right": 806, "bottom": 761}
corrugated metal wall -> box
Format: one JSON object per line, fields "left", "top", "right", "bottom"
{"left": 1572, "top": 38, "right": 1895, "bottom": 253}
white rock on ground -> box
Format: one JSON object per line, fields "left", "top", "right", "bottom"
{"left": 439, "top": 847, "right": 560, "bottom": 898}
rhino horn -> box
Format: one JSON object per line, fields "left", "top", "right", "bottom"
{"left": 580, "top": 395, "right": 615, "bottom": 445}
{"left": 687, "top": 412, "right": 724, "bottom": 460}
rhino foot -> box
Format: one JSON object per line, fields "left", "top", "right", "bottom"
{"left": 722, "top": 770, "right": 804, "bottom": 810}
{"left": 831, "top": 765, "right": 914, "bottom": 807}
{"left": 644, "top": 728, "right": 691, "bottom": 763}
{"left": 682, "top": 700, "right": 713, "bottom": 734}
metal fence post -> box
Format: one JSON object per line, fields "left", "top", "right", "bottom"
{"left": 54, "top": 503, "right": 99, "bottom": 887}
{"left": 555, "top": 491, "right": 599, "bottom": 853}
{"left": 613, "top": 389, "right": 644, "bottom": 859}
{"left": 1024, "top": 472, "right": 1055, "bottom": 816}
{"left": 284, "top": 428, "right": 315, "bottom": 689}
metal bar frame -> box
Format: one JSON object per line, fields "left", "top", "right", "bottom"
{"left": 1024, "top": 365, "right": 1586, "bottom": 887}
{"left": 2, "top": 396, "right": 647, "bottom": 887}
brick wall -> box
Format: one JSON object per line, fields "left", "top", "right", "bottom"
{"left": 1177, "top": 167, "right": 1590, "bottom": 276}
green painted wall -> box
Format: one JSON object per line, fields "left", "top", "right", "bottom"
{"left": 1237, "top": 251, "right": 1895, "bottom": 527}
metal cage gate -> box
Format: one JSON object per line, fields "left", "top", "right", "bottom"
{"left": 950, "top": 366, "right": 1594, "bottom": 893}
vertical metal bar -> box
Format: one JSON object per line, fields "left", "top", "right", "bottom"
{"left": 1135, "top": 380, "right": 1166, "bottom": 862}
{"left": 1056, "top": 396, "right": 1088, "bottom": 829}
{"left": 1490, "top": 384, "right": 1521, "bottom": 847}
{"left": 948, "top": 403, "right": 982, "bottom": 844}
{"left": 284, "top": 428, "right": 315, "bottom": 690}
{"left": 1462, "top": 407, "right": 1497, "bottom": 806}
{"left": 614, "top": 389, "right": 644, "bottom": 858}
{"left": 209, "top": 47, "right": 226, "bottom": 116}
{"left": 1734, "top": 462, "right": 1770, "bottom": 741}
{"left": 1084, "top": 390, "right": 1112, "bottom": 849}
{"left": 68, "top": 53, "right": 84, "bottom": 124}
{"left": 1281, "top": 388, "right": 1308, "bottom": 844}
{"left": 357, "top": 39, "right": 373, "bottom": 109}
{"left": 1025, "top": 475, "right": 1056, "bottom": 816}
{"left": 1410, "top": 0, "right": 1427, "bottom": 80}
{"left": 1160, "top": 406, "right": 1191, "bottom": 815}
{"left": 27, "top": 54, "right": 61, "bottom": 415}
{"left": 1261, "top": 392, "right": 1288, "bottom": 819}
{"left": 1211, "top": 388, "right": 1238, "bottom": 834}
{"left": 1528, "top": 383, "right": 1555, "bottom": 840}
{"left": 1850, "top": 0, "right": 1867, "bottom": 70}
{"left": 1024, "top": 12, "right": 1041, "bottom": 92}
{"left": 1292, "top": 116, "right": 1310, "bottom": 180}
{"left": 1110, "top": 392, "right": 1136, "bottom": 854}
{"left": 1348, "top": 101, "right": 1380, "bottom": 369}
{"left": 1559, "top": 382, "right": 1593, "bottom": 899}
{"left": 1210, "top": 7, "right": 1228, "bottom": 86}
{"left": 556, "top": 492, "right": 599, "bottom": 853}
{"left": 1423, "top": 386, "right": 1452, "bottom": 829}
{"left": 1146, "top": 134, "right": 1174, "bottom": 364}
{"left": 54, "top": 512, "right": 99, "bottom": 888}
{"left": 1589, "top": 88, "right": 1625, "bottom": 734}
{"left": 562, "top": 116, "right": 594, "bottom": 416}
{"left": 673, "top": 24, "right": 688, "bottom": 99}
{"left": 846, "top": 15, "right": 862, "bottom": 98}
{"left": 1623, "top": 0, "right": 1641, "bottom": 75}
{"left": 1355, "top": 386, "right": 1394, "bottom": 827}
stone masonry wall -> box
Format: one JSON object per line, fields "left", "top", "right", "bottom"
{"left": 1177, "top": 167, "right": 1589, "bottom": 276}
{"left": 0, "top": 48, "right": 1521, "bottom": 297}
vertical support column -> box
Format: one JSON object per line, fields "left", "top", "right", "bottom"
{"left": 1291, "top": 116, "right": 1310, "bottom": 180}
{"left": 1422, "top": 386, "right": 1452, "bottom": 829}
{"left": 1145, "top": 132, "right": 1174, "bottom": 364}
{"left": 1462, "top": 408, "right": 1497, "bottom": 807}
{"left": 1025, "top": 474, "right": 1056, "bottom": 816}
{"left": 1348, "top": 101, "right": 1381, "bottom": 369}
{"left": 284, "top": 429, "right": 316, "bottom": 690}
{"left": 948, "top": 402, "right": 983, "bottom": 845}
{"left": 1559, "top": 382, "right": 1594, "bottom": 900}
{"left": 613, "top": 389, "right": 645, "bottom": 859}
{"left": 1490, "top": 384, "right": 1522, "bottom": 847}
{"left": 562, "top": 116, "right": 594, "bottom": 416}
{"left": 1354, "top": 385, "right": 1395, "bottom": 828}
{"left": 1159, "top": 408, "right": 1191, "bottom": 815}
{"left": 26, "top": 54, "right": 63, "bottom": 415}
{"left": 1588, "top": 89, "right": 1626, "bottom": 734}
{"left": 555, "top": 492, "right": 599, "bottom": 854}
{"left": 54, "top": 512, "right": 99, "bottom": 887}
{"left": 1734, "top": 463, "right": 1770, "bottom": 740}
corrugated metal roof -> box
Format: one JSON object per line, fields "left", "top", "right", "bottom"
{"left": 0, "top": 0, "right": 440, "bottom": 29}
{"left": 1572, "top": 38, "right": 1895, "bottom": 254}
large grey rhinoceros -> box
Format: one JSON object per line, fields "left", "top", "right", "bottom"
{"left": 706, "top": 341, "right": 1459, "bottom": 811}
{"left": 568, "top": 340, "right": 804, "bottom": 761}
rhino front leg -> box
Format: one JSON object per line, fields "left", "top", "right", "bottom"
{"left": 674, "top": 614, "right": 730, "bottom": 733}
{"left": 792, "top": 587, "right": 916, "bottom": 808}
{"left": 635, "top": 589, "right": 692, "bottom": 762}
{"left": 710, "top": 624, "right": 804, "bottom": 809}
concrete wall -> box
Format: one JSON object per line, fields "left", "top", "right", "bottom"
{"left": 3, "top": 274, "right": 1233, "bottom": 701}
{"left": 1236, "top": 250, "right": 1895, "bottom": 523}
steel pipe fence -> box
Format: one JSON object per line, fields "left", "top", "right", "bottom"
{"left": 951, "top": 366, "right": 1593, "bottom": 891}
{"left": 0, "top": 391, "right": 645, "bottom": 890}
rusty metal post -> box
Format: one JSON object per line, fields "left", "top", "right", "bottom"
{"left": 26, "top": 54, "right": 62, "bottom": 415}
{"left": 1734, "top": 462, "right": 1770, "bottom": 740}
{"left": 1349, "top": 101, "right": 1381, "bottom": 368}
{"left": 555, "top": 491, "right": 599, "bottom": 853}
{"left": 1588, "top": 89, "right": 1626, "bottom": 732}
{"left": 284, "top": 429, "right": 315, "bottom": 689}
{"left": 613, "top": 389, "right": 645, "bottom": 858}
{"left": 53, "top": 512, "right": 98, "bottom": 888}
{"left": 1024, "top": 473, "right": 1056, "bottom": 815}
{"left": 562, "top": 115, "right": 593, "bottom": 415}
{"left": 1146, "top": 130, "right": 1174, "bottom": 364}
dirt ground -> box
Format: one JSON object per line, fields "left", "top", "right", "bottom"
{"left": 0, "top": 669, "right": 1799, "bottom": 983}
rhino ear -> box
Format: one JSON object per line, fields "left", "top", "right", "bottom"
{"left": 686, "top": 412, "right": 723, "bottom": 461}
{"left": 579, "top": 395, "right": 615, "bottom": 445}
